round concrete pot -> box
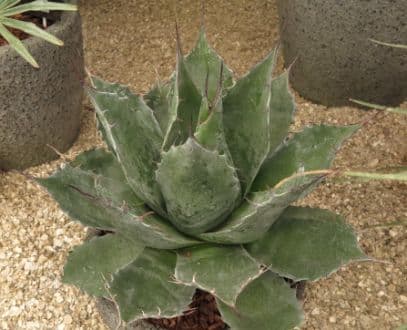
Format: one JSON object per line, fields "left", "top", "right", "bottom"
{"left": 277, "top": 0, "right": 407, "bottom": 107}
{"left": 0, "top": 3, "right": 84, "bottom": 170}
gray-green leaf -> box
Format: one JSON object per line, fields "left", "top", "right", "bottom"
{"left": 185, "top": 29, "right": 234, "bottom": 101}
{"left": 268, "top": 70, "right": 296, "bottom": 156}
{"left": 156, "top": 139, "right": 241, "bottom": 235}
{"left": 175, "top": 245, "right": 263, "bottom": 306}
{"left": 37, "top": 149, "right": 200, "bottom": 249}
{"left": 162, "top": 54, "right": 202, "bottom": 149}
{"left": 246, "top": 206, "right": 368, "bottom": 281}
{"left": 63, "top": 234, "right": 143, "bottom": 297}
{"left": 110, "top": 248, "right": 194, "bottom": 322}
{"left": 195, "top": 96, "right": 232, "bottom": 160}
{"left": 223, "top": 50, "right": 277, "bottom": 194}
{"left": 252, "top": 124, "right": 359, "bottom": 191}
{"left": 199, "top": 171, "right": 327, "bottom": 244}
{"left": 144, "top": 79, "right": 176, "bottom": 134}
{"left": 217, "top": 271, "right": 303, "bottom": 330}
{"left": 88, "top": 85, "right": 165, "bottom": 213}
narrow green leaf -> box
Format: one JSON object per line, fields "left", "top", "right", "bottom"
{"left": 38, "top": 149, "right": 200, "bottom": 249}
{"left": 185, "top": 29, "right": 234, "bottom": 101}
{"left": 246, "top": 206, "right": 368, "bottom": 281}
{"left": 350, "top": 99, "right": 407, "bottom": 115}
{"left": 175, "top": 245, "right": 263, "bottom": 306}
{"left": 3, "top": 1, "right": 77, "bottom": 16}
{"left": 156, "top": 139, "right": 241, "bottom": 235}
{"left": 63, "top": 234, "right": 143, "bottom": 297}
{"left": 199, "top": 171, "right": 327, "bottom": 244}
{"left": 223, "top": 50, "right": 277, "bottom": 194}
{"left": 252, "top": 124, "right": 359, "bottom": 191}
{"left": 110, "top": 248, "right": 195, "bottom": 322}
{"left": 0, "top": 23, "right": 38, "bottom": 67}
{"left": 343, "top": 170, "right": 407, "bottom": 182}
{"left": 0, "top": 0, "right": 21, "bottom": 11}
{"left": 369, "top": 38, "right": 407, "bottom": 50}
{"left": 217, "top": 272, "right": 303, "bottom": 330}
{"left": 88, "top": 86, "right": 165, "bottom": 213}
{"left": 268, "top": 70, "right": 296, "bottom": 155}
{"left": 2, "top": 17, "right": 63, "bottom": 45}
{"left": 162, "top": 54, "right": 202, "bottom": 149}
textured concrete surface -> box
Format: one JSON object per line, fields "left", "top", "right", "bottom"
{"left": 277, "top": 0, "right": 407, "bottom": 106}
{"left": 0, "top": 8, "right": 84, "bottom": 170}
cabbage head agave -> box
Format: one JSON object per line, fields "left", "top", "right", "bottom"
{"left": 38, "top": 30, "right": 368, "bottom": 329}
{"left": 0, "top": 0, "right": 77, "bottom": 67}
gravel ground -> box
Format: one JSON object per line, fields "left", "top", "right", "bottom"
{"left": 1, "top": 0, "right": 406, "bottom": 329}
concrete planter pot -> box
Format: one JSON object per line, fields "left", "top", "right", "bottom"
{"left": 277, "top": 0, "right": 407, "bottom": 106}
{"left": 0, "top": 3, "right": 84, "bottom": 170}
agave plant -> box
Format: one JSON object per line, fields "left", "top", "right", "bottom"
{"left": 38, "top": 30, "right": 368, "bottom": 329}
{"left": 0, "top": 0, "right": 77, "bottom": 67}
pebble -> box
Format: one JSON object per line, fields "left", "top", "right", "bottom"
{"left": 311, "top": 308, "right": 320, "bottom": 315}
{"left": 63, "top": 315, "right": 73, "bottom": 324}
{"left": 329, "top": 316, "right": 337, "bottom": 323}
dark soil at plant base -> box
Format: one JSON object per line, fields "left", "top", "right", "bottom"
{"left": 146, "top": 282, "right": 306, "bottom": 330}
{"left": 147, "top": 290, "right": 226, "bottom": 330}
{"left": 0, "top": 14, "right": 53, "bottom": 46}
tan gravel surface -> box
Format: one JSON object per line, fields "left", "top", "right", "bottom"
{"left": 1, "top": 0, "right": 406, "bottom": 329}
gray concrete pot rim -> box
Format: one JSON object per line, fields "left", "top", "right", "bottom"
{"left": 0, "top": 0, "right": 79, "bottom": 59}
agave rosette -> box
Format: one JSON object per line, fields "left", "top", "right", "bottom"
{"left": 38, "top": 30, "right": 367, "bottom": 329}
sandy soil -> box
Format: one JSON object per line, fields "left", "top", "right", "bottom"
{"left": 0, "top": 0, "right": 406, "bottom": 329}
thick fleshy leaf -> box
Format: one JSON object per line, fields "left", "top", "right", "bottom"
{"left": 217, "top": 272, "right": 303, "bottom": 330}
{"left": 268, "top": 70, "right": 296, "bottom": 156}
{"left": 195, "top": 96, "right": 231, "bottom": 160}
{"left": 90, "top": 76, "right": 127, "bottom": 93}
{"left": 37, "top": 150, "right": 200, "bottom": 249}
{"left": 162, "top": 54, "right": 202, "bottom": 150}
{"left": 223, "top": 50, "right": 276, "bottom": 194}
{"left": 63, "top": 234, "right": 143, "bottom": 297}
{"left": 88, "top": 85, "right": 165, "bottom": 213}
{"left": 144, "top": 79, "right": 176, "bottom": 134}
{"left": 199, "top": 171, "right": 327, "bottom": 244}
{"left": 175, "top": 245, "right": 263, "bottom": 306}
{"left": 90, "top": 77, "right": 131, "bottom": 155}
{"left": 156, "top": 139, "right": 241, "bottom": 235}
{"left": 252, "top": 124, "right": 359, "bottom": 191}
{"left": 110, "top": 248, "right": 194, "bottom": 322}
{"left": 246, "top": 206, "right": 368, "bottom": 281}
{"left": 185, "top": 29, "right": 234, "bottom": 101}
{"left": 70, "top": 148, "right": 124, "bottom": 181}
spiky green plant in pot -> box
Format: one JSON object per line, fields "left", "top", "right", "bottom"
{"left": 38, "top": 29, "right": 368, "bottom": 329}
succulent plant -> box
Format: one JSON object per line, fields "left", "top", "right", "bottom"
{"left": 0, "top": 0, "right": 77, "bottom": 67}
{"left": 38, "top": 29, "right": 368, "bottom": 329}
